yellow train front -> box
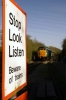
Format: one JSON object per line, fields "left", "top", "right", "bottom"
{"left": 37, "top": 47, "right": 47, "bottom": 61}
{"left": 32, "top": 47, "right": 53, "bottom": 61}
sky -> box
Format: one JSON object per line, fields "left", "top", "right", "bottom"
{"left": 0, "top": 0, "right": 66, "bottom": 50}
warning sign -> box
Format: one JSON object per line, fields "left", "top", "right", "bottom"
{"left": 2, "top": 0, "right": 27, "bottom": 99}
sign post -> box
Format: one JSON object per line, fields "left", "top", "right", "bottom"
{"left": 2, "top": 0, "right": 27, "bottom": 100}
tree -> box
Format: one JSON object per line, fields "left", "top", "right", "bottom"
{"left": 61, "top": 38, "right": 66, "bottom": 56}
{"left": 49, "top": 46, "right": 61, "bottom": 55}
{"left": 62, "top": 38, "right": 66, "bottom": 50}
{"left": 26, "top": 34, "right": 45, "bottom": 61}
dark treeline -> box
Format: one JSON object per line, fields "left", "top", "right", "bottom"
{"left": 61, "top": 38, "right": 66, "bottom": 58}
{"left": 0, "top": 33, "right": 66, "bottom": 62}
{"left": 27, "top": 35, "right": 66, "bottom": 62}
{"left": 26, "top": 35, "right": 45, "bottom": 62}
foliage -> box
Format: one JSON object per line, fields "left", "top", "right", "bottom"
{"left": 61, "top": 38, "right": 66, "bottom": 57}
{"left": 0, "top": 31, "right": 64, "bottom": 62}
{"left": 48, "top": 46, "right": 61, "bottom": 55}
{"left": 62, "top": 38, "right": 66, "bottom": 50}
{"left": 26, "top": 35, "right": 45, "bottom": 61}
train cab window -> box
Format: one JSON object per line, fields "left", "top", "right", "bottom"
{"left": 38, "top": 47, "right": 45, "bottom": 50}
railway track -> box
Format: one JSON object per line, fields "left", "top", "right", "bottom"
{"left": 48, "top": 63, "right": 65, "bottom": 100}
{"left": 28, "top": 62, "right": 42, "bottom": 75}
{"left": 0, "top": 61, "right": 64, "bottom": 100}
{"left": 28, "top": 61, "right": 64, "bottom": 100}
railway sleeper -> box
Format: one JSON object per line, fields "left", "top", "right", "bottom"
{"left": 28, "top": 81, "right": 59, "bottom": 100}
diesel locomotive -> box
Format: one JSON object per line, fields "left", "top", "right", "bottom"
{"left": 32, "top": 46, "right": 54, "bottom": 61}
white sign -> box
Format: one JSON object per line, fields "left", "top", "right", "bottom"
{"left": 4, "top": 0, "right": 26, "bottom": 96}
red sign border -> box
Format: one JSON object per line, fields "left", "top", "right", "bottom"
{"left": 2, "top": 0, "right": 27, "bottom": 99}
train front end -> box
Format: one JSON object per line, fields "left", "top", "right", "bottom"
{"left": 37, "top": 47, "right": 47, "bottom": 61}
